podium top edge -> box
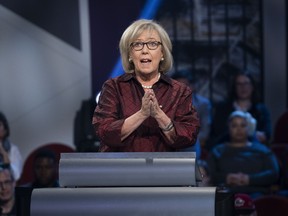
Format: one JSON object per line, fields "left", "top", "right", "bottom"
{"left": 60, "top": 152, "right": 197, "bottom": 159}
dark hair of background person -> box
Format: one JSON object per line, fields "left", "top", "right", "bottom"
{"left": 32, "top": 148, "right": 59, "bottom": 188}
{"left": 0, "top": 112, "right": 10, "bottom": 139}
{"left": 34, "top": 149, "right": 56, "bottom": 162}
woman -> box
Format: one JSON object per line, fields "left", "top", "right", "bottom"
{"left": 209, "top": 72, "right": 271, "bottom": 148}
{"left": 207, "top": 111, "right": 279, "bottom": 197}
{"left": 0, "top": 112, "right": 23, "bottom": 181}
{"left": 93, "top": 19, "right": 199, "bottom": 152}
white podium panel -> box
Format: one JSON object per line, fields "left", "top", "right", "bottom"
{"left": 30, "top": 187, "right": 216, "bottom": 216}
{"left": 59, "top": 152, "right": 201, "bottom": 187}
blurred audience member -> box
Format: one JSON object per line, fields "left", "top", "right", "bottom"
{"left": 272, "top": 109, "right": 288, "bottom": 144}
{"left": 197, "top": 159, "right": 211, "bottom": 187}
{"left": 0, "top": 166, "right": 16, "bottom": 216}
{"left": 172, "top": 70, "right": 212, "bottom": 159}
{"left": 74, "top": 98, "right": 100, "bottom": 152}
{"left": 0, "top": 112, "right": 23, "bottom": 181}
{"left": 209, "top": 72, "right": 271, "bottom": 148}
{"left": 234, "top": 193, "right": 257, "bottom": 216}
{"left": 23, "top": 149, "right": 59, "bottom": 188}
{"left": 207, "top": 111, "right": 279, "bottom": 198}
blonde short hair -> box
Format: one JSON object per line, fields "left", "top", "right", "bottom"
{"left": 119, "top": 19, "right": 173, "bottom": 74}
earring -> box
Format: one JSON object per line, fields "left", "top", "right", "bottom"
{"left": 129, "top": 58, "right": 132, "bottom": 62}
{"left": 161, "top": 57, "right": 164, "bottom": 61}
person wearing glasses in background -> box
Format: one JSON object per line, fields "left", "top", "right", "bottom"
{"left": 208, "top": 72, "right": 271, "bottom": 149}
{"left": 0, "top": 166, "right": 16, "bottom": 216}
{"left": 93, "top": 19, "right": 200, "bottom": 152}
{"left": 0, "top": 112, "right": 23, "bottom": 181}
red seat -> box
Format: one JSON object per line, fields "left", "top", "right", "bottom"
{"left": 270, "top": 143, "right": 288, "bottom": 190}
{"left": 17, "top": 143, "right": 75, "bottom": 186}
{"left": 254, "top": 195, "right": 288, "bottom": 216}
{"left": 273, "top": 110, "right": 288, "bottom": 143}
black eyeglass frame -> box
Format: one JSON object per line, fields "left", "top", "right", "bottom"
{"left": 130, "top": 41, "right": 162, "bottom": 51}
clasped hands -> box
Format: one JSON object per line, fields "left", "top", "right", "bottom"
{"left": 226, "top": 172, "right": 250, "bottom": 186}
{"left": 140, "top": 89, "right": 162, "bottom": 118}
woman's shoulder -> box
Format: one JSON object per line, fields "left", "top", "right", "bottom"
{"left": 107, "top": 73, "right": 130, "bottom": 82}
{"left": 211, "top": 143, "right": 227, "bottom": 157}
{"left": 9, "top": 142, "right": 22, "bottom": 153}
{"left": 102, "top": 73, "right": 133, "bottom": 88}
{"left": 169, "top": 77, "right": 192, "bottom": 94}
{"left": 10, "top": 142, "right": 20, "bottom": 148}
{"left": 250, "top": 141, "right": 271, "bottom": 154}
{"left": 170, "top": 77, "right": 188, "bottom": 88}
{"left": 254, "top": 103, "right": 270, "bottom": 112}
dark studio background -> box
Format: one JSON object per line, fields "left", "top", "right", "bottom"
{"left": 0, "top": 1, "right": 287, "bottom": 215}
{"left": 0, "top": 0, "right": 287, "bottom": 168}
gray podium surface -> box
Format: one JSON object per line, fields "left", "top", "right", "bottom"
{"left": 59, "top": 152, "right": 201, "bottom": 187}
{"left": 30, "top": 187, "right": 216, "bottom": 216}
{"left": 29, "top": 152, "right": 219, "bottom": 216}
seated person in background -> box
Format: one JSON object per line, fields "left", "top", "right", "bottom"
{"left": 23, "top": 149, "right": 59, "bottom": 188}
{"left": 207, "top": 110, "right": 279, "bottom": 198}
{"left": 0, "top": 166, "right": 16, "bottom": 216}
{"left": 171, "top": 69, "right": 212, "bottom": 159}
{"left": 0, "top": 112, "right": 23, "bottom": 181}
{"left": 209, "top": 72, "right": 271, "bottom": 149}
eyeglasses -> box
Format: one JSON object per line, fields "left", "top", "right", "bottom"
{"left": 236, "top": 82, "right": 252, "bottom": 87}
{"left": 0, "top": 180, "right": 13, "bottom": 188}
{"left": 130, "top": 41, "right": 162, "bottom": 51}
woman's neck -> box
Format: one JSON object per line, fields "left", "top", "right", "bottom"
{"left": 137, "top": 71, "right": 159, "bottom": 80}
{"left": 228, "top": 140, "right": 250, "bottom": 147}
{"left": 137, "top": 72, "right": 160, "bottom": 89}
{"left": 234, "top": 99, "right": 251, "bottom": 111}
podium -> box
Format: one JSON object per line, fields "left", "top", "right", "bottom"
{"left": 16, "top": 152, "right": 234, "bottom": 215}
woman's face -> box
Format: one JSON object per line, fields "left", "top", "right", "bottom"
{"left": 229, "top": 116, "right": 249, "bottom": 142}
{"left": 130, "top": 30, "right": 163, "bottom": 75}
{"left": 235, "top": 75, "right": 253, "bottom": 100}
